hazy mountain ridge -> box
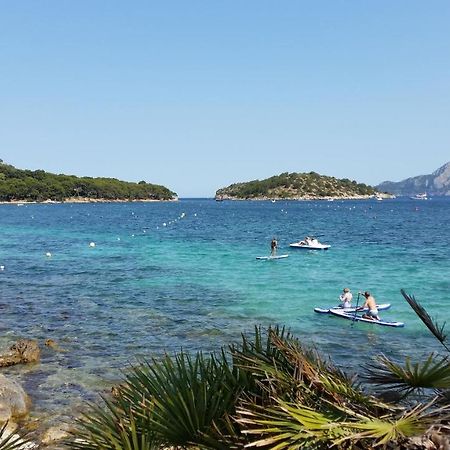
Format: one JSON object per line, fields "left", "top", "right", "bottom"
{"left": 376, "top": 162, "right": 450, "bottom": 196}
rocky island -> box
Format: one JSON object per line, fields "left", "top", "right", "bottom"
{"left": 0, "top": 160, "right": 177, "bottom": 203}
{"left": 215, "top": 171, "right": 388, "bottom": 200}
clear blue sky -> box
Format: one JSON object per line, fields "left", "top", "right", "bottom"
{"left": 1, "top": 1, "right": 449, "bottom": 197}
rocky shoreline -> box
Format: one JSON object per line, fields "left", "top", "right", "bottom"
{"left": 215, "top": 193, "right": 394, "bottom": 201}
{"left": 0, "top": 339, "right": 75, "bottom": 448}
{"left": 0, "top": 196, "right": 179, "bottom": 205}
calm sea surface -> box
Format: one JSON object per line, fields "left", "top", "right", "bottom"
{"left": 0, "top": 198, "right": 449, "bottom": 423}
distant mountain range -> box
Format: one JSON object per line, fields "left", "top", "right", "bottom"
{"left": 376, "top": 162, "right": 450, "bottom": 196}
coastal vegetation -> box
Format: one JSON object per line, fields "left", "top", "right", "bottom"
{"left": 67, "top": 291, "right": 450, "bottom": 450}
{"left": 0, "top": 160, "right": 176, "bottom": 202}
{"left": 215, "top": 172, "right": 379, "bottom": 200}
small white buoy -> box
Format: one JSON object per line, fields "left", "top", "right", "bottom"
{"left": 180, "top": 212, "right": 186, "bottom": 218}
{"left": 0, "top": 265, "right": 4, "bottom": 271}
{"left": 163, "top": 223, "right": 167, "bottom": 227}
{"left": 194, "top": 213, "right": 197, "bottom": 217}
{"left": 46, "top": 252, "right": 52, "bottom": 258}
{"left": 131, "top": 234, "right": 135, "bottom": 237}
{"left": 89, "top": 242, "right": 96, "bottom": 248}
{"left": 117, "top": 237, "right": 121, "bottom": 241}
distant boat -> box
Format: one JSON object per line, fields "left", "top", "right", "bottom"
{"left": 410, "top": 193, "right": 428, "bottom": 200}
{"left": 290, "top": 237, "right": 330, "bottom": 250}
{"left": 375, "top": 195, "right": 383, "bottom": 201}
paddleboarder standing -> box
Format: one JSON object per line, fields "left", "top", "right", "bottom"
{"left": 270, "top": 237, "right": 278, "bottom": 256}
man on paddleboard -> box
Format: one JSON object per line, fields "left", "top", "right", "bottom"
{"left": 358, "top": 291, "right": 380, "bottom": 320}
{"left": 270, "top": 237, "right": 278, "bottom": 256}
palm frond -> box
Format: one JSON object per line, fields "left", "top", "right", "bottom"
{"left": 337, "top": 400, "right": 450, "bottom": 447}
{"left": 401, "top": 289, "right": 449, "bottom": 351}
{"left": 68, "top": 397, "right": 161, "bottom": 450}
{"left": 365, "top": 353, "right": 450, "bottom": 399}
{"left": 120, "top": 350, "right": 241, "bottom": 449}
{"left": 0, "top": 423, "right": 31, "bottom": 450}
{"left": 236, "top": 400, "right": 349, "bottom": 449}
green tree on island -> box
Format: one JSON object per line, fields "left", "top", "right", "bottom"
{"left": 0, "top": 161, "right": 176, "bottom": 202}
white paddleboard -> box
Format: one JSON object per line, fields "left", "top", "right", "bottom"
{"left": 256, "top": 254, "right": 289, "bottom": 260}
{"left": 314, "top": 303, "right": 391, "bottom": 314}
{"left": 329, "top": 309, "right": 404, "bottom": 327}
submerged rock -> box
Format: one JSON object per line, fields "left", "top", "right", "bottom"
{"left": 41, "top": 424, "right": 71, "bottom": 445}
{"left": 44, "top": 339, "right": 66, "bottom": 353}
{"left": 0, "top": 374, "right": 30, "bottom": 422}
{"left": 0, "top": 339, "right": 40, "bottom": 367}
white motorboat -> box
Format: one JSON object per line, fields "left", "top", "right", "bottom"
{"left": 289, "top": 237, "right": 330, "bottom": 250}
{"left": 410, "top": 193, "right": 428, "bottom": 200}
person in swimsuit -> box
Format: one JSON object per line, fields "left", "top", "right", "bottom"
{"left": 270, "top": 237, "right": 278, "bottom": 256}
{"left": 358, "top": 291, "right": 380, "bottom": 320}
{"left": 339, "top": 287, "right": 353, "bottom": 308}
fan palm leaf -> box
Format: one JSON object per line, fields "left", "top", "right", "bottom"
{"left": 0, "top": 423, "right": 31, "bottom": 450}
{"left": 236, "top": 401, "right": 349, "bottom": 449}
{"left": 337, "top": 400, "right": 450, "bottom": 447}
{"left": 238, "top": 398, "right": 442, "bottom": 449}
{"left": 365, "top": 353, "right": 450, "bottom": 398}
{"left": 116, "top": 350, "right": 241, "bottom": 448}
{"left": 69, "top": 396, "right": 162, "bottom": 450}
{"left": 401, "top": 289, "right": 449, "bottom": 351}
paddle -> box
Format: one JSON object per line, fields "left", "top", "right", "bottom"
{"left": 351, "top": 292, "right": 361, "bottom": 327}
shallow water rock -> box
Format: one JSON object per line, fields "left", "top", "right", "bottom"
{"left": 44, "top": 339, "right": 66, "bottom": 353}
{"left": 0, "top": 339, "right": 40, "bottom": 367}
{"left": 41, "top": 424, "right": 71, "bottom": 445}
{"left": 0, "top": 374, "right": 30, "bottom": 421}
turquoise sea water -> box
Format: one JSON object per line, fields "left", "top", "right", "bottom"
{"left": 0, "top": 198, "right": 449, "bottom": 422}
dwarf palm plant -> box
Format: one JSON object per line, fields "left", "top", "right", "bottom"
{"left": 232, "top": 327, "right": 448, "bottom": 449}
{"left": 365, "top": 290, "right": 450, "bottom": 400}
{"left": 71, "top": 321, "right": 450, "bottom": 449}
{"left": 70, "top": 350, "right": 245, "bottom": 450}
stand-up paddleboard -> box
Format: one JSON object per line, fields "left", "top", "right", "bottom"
{"left": 329, "top": 309, "right": 404, "bottom": 327}
{"left": 256, "top": 254, "right": 289, "bottom": 260}
{"left": 314, "top": 303, "right": 391, "bottom": 314}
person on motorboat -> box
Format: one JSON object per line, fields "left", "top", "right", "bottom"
{"left": 270, "top": 237, "right": 278, "bottom": 256}
{"left": 339, "top": 287, "right": 353, "bottom": 308}
{"left": 358, "top": 291, "right": 380, "bottom": 321}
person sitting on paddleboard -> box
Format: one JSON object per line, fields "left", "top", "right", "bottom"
{"left": 270, "top": 237, "right": 278, "bottom": 256}
{"left": 339, "top": 287, "right": 353, "bottom": 308}
{"left": 358, "top": 291, "right": 380, "bottom": 321}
